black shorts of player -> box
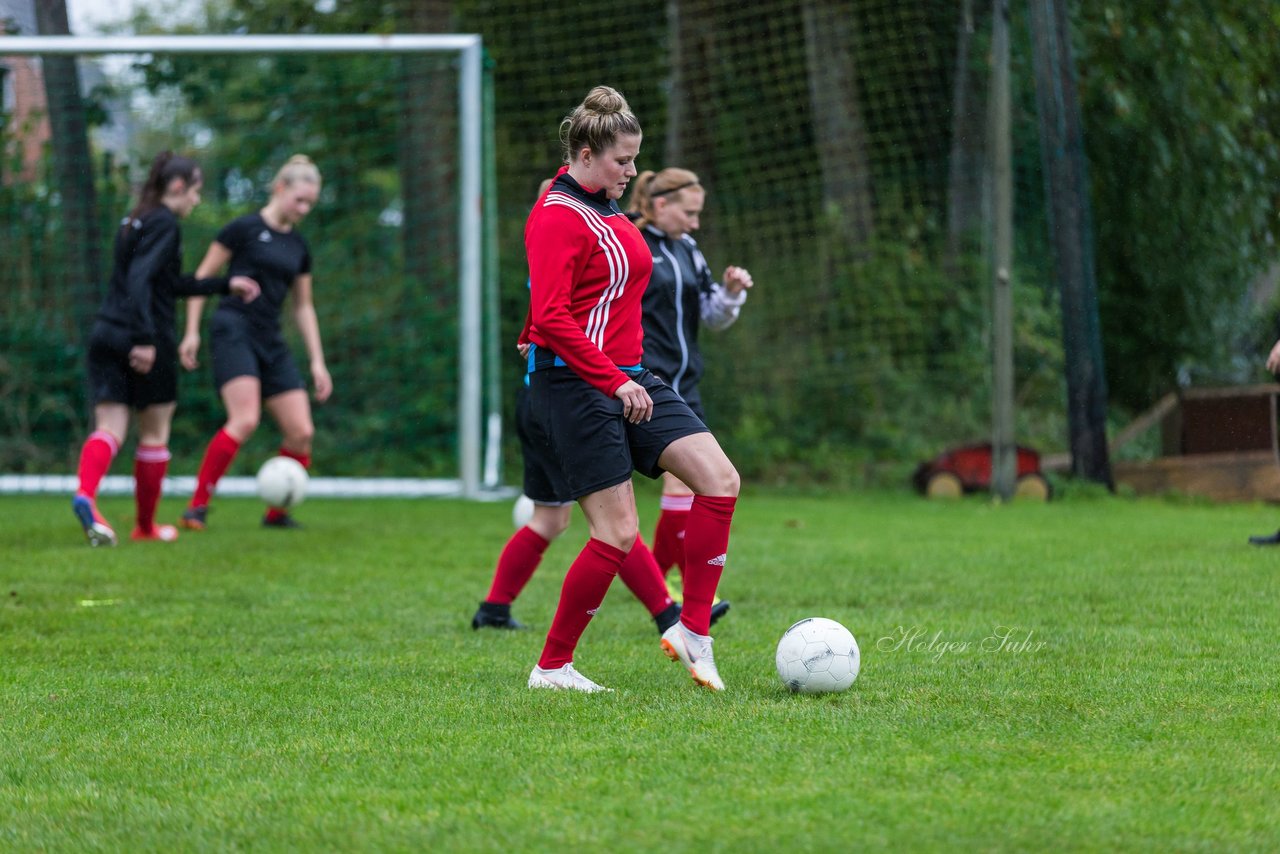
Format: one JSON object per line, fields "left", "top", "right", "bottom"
{"left": 209, "top": 309, "right": 306, "bottom": 398}
{"left": 515, "top": 384, "right": 573, "bottom": 504}
{"left": 85, "top": 320, "right": 179, "bottom": 408}
{"left": 528, "top": 365, "right": 709, "bottom": 500}
{"left": 649, "top": 370, "right": 707, "bottom": 424}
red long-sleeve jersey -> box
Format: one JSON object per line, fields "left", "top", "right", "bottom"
{"left": 523, "top": 169, "right": 653, "bottom": 397}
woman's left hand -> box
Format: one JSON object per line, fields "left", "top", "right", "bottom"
{"left": 312, "top": 362, "right": 333, "bottom": 403}
{"left": 129, "top": 345, "right": 156, "bottom": 375}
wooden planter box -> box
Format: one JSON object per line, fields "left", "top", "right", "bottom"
{"left": 1111, "top": 384, "right": 1280, "bottom": 501}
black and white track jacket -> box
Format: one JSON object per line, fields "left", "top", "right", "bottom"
{"left": 637, "top": 223, "right": 747, "bottom": 401}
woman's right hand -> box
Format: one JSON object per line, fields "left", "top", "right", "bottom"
{"left": 614, "top": 379, "right": 653, "bottom": 424}
{"left": 179, "top": 333, "right": 201, "bottom": 371}
{"left": 1266, "top": 340, "right": 1280, "bottom": 375}
{"left": 230, "top": 275, "right": 261, "bottom": 303}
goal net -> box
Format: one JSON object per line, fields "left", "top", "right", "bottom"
{"left": 0, "top": 35, "right": 496, "bottom": 498}
{"left": 4, "top": 2, "right": 1075, "bottom": 493}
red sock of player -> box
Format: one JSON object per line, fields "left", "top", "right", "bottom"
{"left": 537, "top": 538, "right": 626, "bottom": 670}
{"left": 485, "top": 526, "right": 551, "bottom": 605}
{"left": 652, "top": 495, "right": 693, "bottom": 577}
{"left": 679, "top": 495, "right": 737, "bottom": 635}
{"left": 76, "top": 430, "right": 119, "bottom": 499}
{"left": 190, "top": 428, "right": 241, "bottom": 508}
{"left": 133, "top": 445, "right": 170, "bottom": 534}
{"left": 616, "top": 535, "right": 674, "bottom": 617}
{"left": 265, "top": 446, "right": 312, "bottom": 522}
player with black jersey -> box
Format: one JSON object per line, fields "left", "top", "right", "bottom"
{"left": 72, "top": 151, "right": 260, "bottom": 546}
{"left": 179, "top": 155, "right": 332, "bottom": 530}
{"left": 626, "top": 167, "right": 753, "bottom": 601}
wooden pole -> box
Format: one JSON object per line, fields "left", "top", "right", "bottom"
{"left": 989, "top": 0, "right": 1016, "bottom": 501}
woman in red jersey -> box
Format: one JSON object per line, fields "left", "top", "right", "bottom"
{"left": 471, "top": 180, "right": 680, "bottom": 639}
{"left": 523, "top": 86, "right": 740, "bottom": 693}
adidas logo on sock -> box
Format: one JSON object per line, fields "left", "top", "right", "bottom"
{"left": 586, "top": 607, "right": 599, "bottom": 616}
{"left": 706, "top": 553, "right": 727, "bottom": 567}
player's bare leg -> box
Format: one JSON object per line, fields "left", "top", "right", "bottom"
{"left": 183, "top": 376, "right": 262, "bottom": 530}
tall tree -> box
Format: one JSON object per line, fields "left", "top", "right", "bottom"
{"left": 1076, "top": 1, "right": 1280, "bottom": 406}
{"left": 945, "top": 0, "right": 989, "bottom": 273}
{"left": 396, "top": 0, "right": 456, "bottom": 293}
{"left": 34, "top": 0, "right": 101, "bottom": 309}
{"left": 800, "top": 0, "right": 873, "bottom": 254}
{"left": 663, "top": 0, "right": 719, "bottom": 191}
{"left": 1027, "top": 0, "right": 1112, "bottom": 487}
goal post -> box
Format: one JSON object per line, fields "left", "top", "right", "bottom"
{"left": 0, "top": 34, "right": 500, "bottom": 499}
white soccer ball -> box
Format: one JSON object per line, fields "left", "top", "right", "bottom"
{"left": 256, "top": 456, "right": 309, "bottom": 509}
{"left": 776, "top": 617, "right": 861, "bottom": 694}
{"left": 512, "top": 494, "right": 535, "bottom": 529}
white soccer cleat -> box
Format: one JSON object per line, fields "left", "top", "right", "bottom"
{"left": 131, "top": 524, "right": 179, "bottom": 543}
{"left": 527, "top": 663, "right": 613, "bottom": 693}
{"left": 661, "top": 623, "right": 725, "bottom": 691}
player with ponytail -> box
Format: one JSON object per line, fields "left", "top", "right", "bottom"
{"left": 72, "top": 151, "right": 260, "bottom": 545}
{"left": 627, "top": 167, "right": 754, "bottom": 609}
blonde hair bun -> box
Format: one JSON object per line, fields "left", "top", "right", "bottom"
{"left": 274, "top": 154, "right": 322, "bottom": 188}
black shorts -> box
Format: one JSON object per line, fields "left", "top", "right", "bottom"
{"left": 528, "top": 366, "right": 709, "bottom": 500}
{"left": 648, "top": 369, "right": 706, "bottom": 424}
{"left": 515, "top": 385, "right": 573, "bottom": 504}
{"left": 209, "top": 309, "right": 305, "bottom": 398}
{"left": 85, "top": 321, "right": 178, "bottom": 409}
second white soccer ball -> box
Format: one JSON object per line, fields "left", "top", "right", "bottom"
{"left": 512, "top": 494, "right": 535, "bottom": 529}
{"left": 776, "top": 617, "right": 861, "bottom": 693}
{"left": 256, "top": 456, "right": 309, "bottom": 509}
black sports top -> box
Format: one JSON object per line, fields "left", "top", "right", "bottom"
{"left": 95, "top": 206, "right": 230, "bottom": 347}
{"left": 213, "top": 213, "right": 312, "bottom": 332}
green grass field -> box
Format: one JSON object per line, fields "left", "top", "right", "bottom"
{"left": 4, "top": 489, "right": 1280, "bottom": 851}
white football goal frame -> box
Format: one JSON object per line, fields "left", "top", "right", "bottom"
{"left": 0, "top": 34, "right": 503, "bottom": 500}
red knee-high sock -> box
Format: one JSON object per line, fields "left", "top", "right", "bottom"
{"left": 652, "top": 495, "right": 693, "bottom": 578}
{"left": 537, "top": 538, "right": 626, "bottom": 670}
{"left": 76, "top": 431, "right": 119, "bottom": 499}
{"left": 133, "top": 445, "right": 170, "bottom": 534}
{"left": 190, "top": 428, "right": 241, "bottom": 508}
{"left": 278, "top": 446, "right": 311, "bottom": 469}
{"left": 265, "top": 446, "right": 312, "bottom": 522}
{"left": 616, "top": 534, "right": 674, "bottom": 617}
{"left": 485, "top": 526, "right": 551, "bottom": 605}
{"left": 679, "top": 495, "right": 737, "bottom": 635}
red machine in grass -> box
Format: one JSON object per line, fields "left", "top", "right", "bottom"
{"left": 912, "top": 443, "right": 1051, "bottom": 500}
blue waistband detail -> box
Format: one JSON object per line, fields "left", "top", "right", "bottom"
{"left": 527, "top": 343, "right": 643, "bottom": 376}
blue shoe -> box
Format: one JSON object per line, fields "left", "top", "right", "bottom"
{"left": 72, "top": 495, "right": 117, "bottom": 547}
